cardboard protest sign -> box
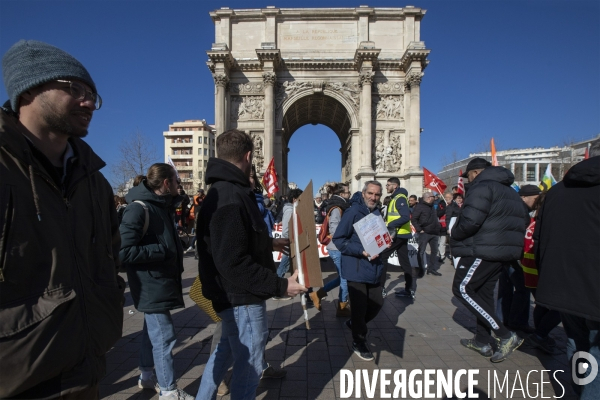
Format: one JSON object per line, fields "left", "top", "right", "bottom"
{"left": 288, "top": 181, "right": 323, "bottom": 288}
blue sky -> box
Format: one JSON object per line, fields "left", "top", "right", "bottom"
{"left": 1, "top": 0, "right": 598, "bottom": 194}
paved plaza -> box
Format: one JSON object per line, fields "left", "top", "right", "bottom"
{"left": 100, "top": 254, "right": 578, "bottom": 399}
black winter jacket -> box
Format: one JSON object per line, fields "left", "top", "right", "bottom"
{"left": 120, "top": 183, "right": 185, "bottom": 313}
{"left": 411, "top": 199, "right": 441, "bottom": 235}
{"left": 534, "top": 156, "right": 600, "bottom": 321}
{"left": 450, "top": 166, "right": 529, "bottom": 261}
{"left": 445, "top": 201, "right": 463, "bottom": 228}
{"left": 197, "top": 158, "right": 288, "bottom": 312}
{"left": 0, "top": 108, "right": 124, "bottom": 399}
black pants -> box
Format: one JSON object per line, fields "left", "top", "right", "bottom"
{"left": 381, "top": 237, "right": 416, "bottom": 292}
{"left": 452, "top": 257, "right": 511, "bottom": 343}
{"left": 530, "top": 288, "right": 561, "bottom": 338}
{"left": 417, "top": 233, "right": 440, "bottom": 272}
{"left": 347, "top": 281, "right": 384, "bottom": 344}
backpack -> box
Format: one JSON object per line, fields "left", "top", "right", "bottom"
{"left": 317, "top": 206, "right": 341, "bottom": 245}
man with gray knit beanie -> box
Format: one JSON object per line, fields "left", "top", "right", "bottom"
{"left": 0, "top": 40, "right": 125, "bottom": 399}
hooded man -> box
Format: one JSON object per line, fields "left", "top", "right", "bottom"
{"left": 195, "top": 129, "right": 306, "bottom": 399}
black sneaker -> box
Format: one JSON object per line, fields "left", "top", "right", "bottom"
{"left": 352, "top": 341, "right": 374, "bottom": 361}
{"left": 460, "top": 338, "right": 493, "bottom": 357}
{"left": 395, "top": 289, "right": 415, "bottom": 299}
{"left": 524, "top": 334, "right": 557, "bottom": 354}
{"left": 427, "top": 270, "right": 442, "bottom": 276}
{"left": 491, "top": 332, "right": 524, "bottom": 363}
{"left": 345, "top": 319, "right": 352, "bottom": 331}
{"left": 381, "top": 288, "right": 388, "bottom": 298}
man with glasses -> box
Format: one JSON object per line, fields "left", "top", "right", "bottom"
{"left": 0, "top": 40, "right": 123, "bottom": 399}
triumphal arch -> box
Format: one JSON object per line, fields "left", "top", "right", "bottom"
{"left": 207, "top": 6, "right": 430, "bottom": 193}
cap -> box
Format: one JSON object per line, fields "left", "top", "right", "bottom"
{"left": 461, "top": 157, "right": 492, "bottom": 178}
{"left": 519, "top": 184, "right": 542, "bottom": 196}
{"left": 2, "top": 40, "right": 96, "bottom": 111}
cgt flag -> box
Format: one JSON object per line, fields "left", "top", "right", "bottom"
{"left": 457, "top": 169, "right": 465, "bottom": 195}
{"left": 538, "top": 164, "right": 557, "bottom": 191}
{"left": 262, "top": 157, "right": 279, "bottom": 196}
{"left": 423, "top": 167, "right": 447, "bottom": 194}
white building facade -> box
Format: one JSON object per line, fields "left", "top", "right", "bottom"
{"left": 438, "top": 134, "right": 599, "bottom": 190}
{"left": 163, "top": 119, "right": 216, "bottom": 192}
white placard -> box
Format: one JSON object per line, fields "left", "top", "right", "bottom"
{"left": 352, "top": 213, "right": 392, "bottom": 260}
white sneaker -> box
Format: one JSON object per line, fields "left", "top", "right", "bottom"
{"left": 186, "top": 246, "right": 194, "bottom": 252}
{"left": 138, "top": 374, "right": 159, "bottom": 393}
{"left": 159, "top": 388, "right": 194, "bottom": 400}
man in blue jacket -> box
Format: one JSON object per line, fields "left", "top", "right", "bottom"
{"left": 333, "top": 181, "right": 388, "bottom": 361}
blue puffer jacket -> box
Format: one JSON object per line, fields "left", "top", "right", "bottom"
{"left": 332, "top": 192, "right": 385, "bottom": 285}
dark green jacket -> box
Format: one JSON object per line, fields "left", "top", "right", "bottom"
{"left": 0, "top": 108, "right": 124, "bottom": 399}
{"left": 120, "top": 183, "right": 184, "bottom": 313}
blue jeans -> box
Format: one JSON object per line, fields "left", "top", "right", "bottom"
{"left": 140, "top": 311, "right": 177, "bottom": 391}
{"left": 322, "top": 250, "right": 348, "bottom": 302}
{"left": 561, "top": 312, "right": 600, "bottom": 399}
{"left": 196, "top": 302, "right": 269, "bottom": 400}
{"left": 277, "top": 254, "right": 290, "bottom": 278}
{"left": 496, "top": 262, "right": 531, "bottom": 327}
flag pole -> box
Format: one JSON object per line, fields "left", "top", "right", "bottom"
{"left": 292, "top": 201, "right": 310, "bottom": 330}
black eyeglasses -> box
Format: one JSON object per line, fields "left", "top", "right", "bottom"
{"left": 56, "top": 80, "right": 102, "bottom": 110}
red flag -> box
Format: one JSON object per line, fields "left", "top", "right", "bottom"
{"left": 491, "top": 138, "right": 499, "bottom": 166}
{"left": 457, "top": 169, "right": 465, "bottom": 195}
{"left": 423, "top": 167, "right": 447, "bottom": 194}
{"left": 261, "top": 157, "right": 279, "bottom": 196}
{"left": 584, "top": 144, "right": 590, "bottom": 160}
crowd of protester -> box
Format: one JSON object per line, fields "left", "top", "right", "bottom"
{"left": 1, "top": 39, "right": 598, "bottom": 400}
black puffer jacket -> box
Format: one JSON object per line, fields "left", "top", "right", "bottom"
{"left": 197, "top": 158, "right": 288, "bottom": 313}
{"left": 450, "top": 166, "right": 529, "bottom": 261}
{"left": 120, "top": 183, "right": 185, "bottom": 313}
{"left": 534, "top": 156, "right": 600, "bottom": 321}
{"left": 445, "top": 201, "right": 463, "bottom": 225}
{"left": 411, "top": 199, "right": 441, "bottom": 235}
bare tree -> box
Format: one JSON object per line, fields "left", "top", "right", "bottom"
{"left": 111, "top": 130, "right": 159, "bottom": 195}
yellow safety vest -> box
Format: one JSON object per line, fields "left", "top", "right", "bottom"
{"left": 386, "top": 193, "right": 411, "bottom": 235}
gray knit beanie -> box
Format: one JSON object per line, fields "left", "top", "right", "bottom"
{"left": 2, "top": 40, "right": 96, "bottom": 111}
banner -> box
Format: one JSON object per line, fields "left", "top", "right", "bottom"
{"left": 272, "top": 223, "right": 421, "bottom": 268}
{"left": 457, "top": 169, "right": 465, "bottom": 195}
{"left": 538, "top": 164, "right": 557, "bottom": 191}
{"left": 262, "top": 156, "right": 279, "bottom": 196}
{"left": 423, "top": 167, "right": 447, "bottom": 194}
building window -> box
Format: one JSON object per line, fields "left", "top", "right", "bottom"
{"left": 211, "top": 150, "right": 215, "bottom": 157}
{"left": 198, "top": 148, "right": 202, "bottom": 156}
{"left": 527, "top": 165, "right": 536, "bottom": 181}
{"left": 204, "top": 148, "right": 208, "bottom": 156}
{"left": 198, "top": 171, "right": 203, "bottom": 179}
{"left": 204, "top": 160, "right": 207, "bottom": 167}
{"left": 198, "top": 136, "right": 202, "bottom": 144}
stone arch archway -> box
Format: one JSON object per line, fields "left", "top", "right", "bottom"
{"left": 279, "top": 91, "right": 355, "bottom": 187}
{"left": 207, "top": 6, "right": 430, "bottom": 194}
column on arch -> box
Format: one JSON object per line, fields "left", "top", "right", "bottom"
{"left": 262, "top": 72, "right": 276, "bottom": 169}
